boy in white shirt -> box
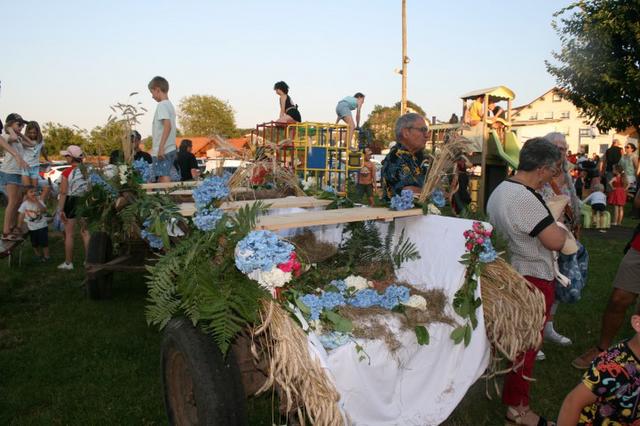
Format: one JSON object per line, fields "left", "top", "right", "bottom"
{"left": 148, "top": 76, "right": 177, "bottom": 183}
{"left": 17, "top": 186, "right": 49, "bottom": 261}
{"left": 583, "top": 183, "right": 607, "bottom": 230}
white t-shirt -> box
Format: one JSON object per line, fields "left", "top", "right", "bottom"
{"left": 18, "top": 199, "right": 48, "bottom": 230}
{"left": 584, "top": 191, "right": 607, "bottom": 206}
{"left": 23, "top": 140, "right": 44, "bottom": 167}
{"left": 0, "top": 132, "right": 25, "bottom": 174}
{"left": 151, "top": 99, "right": 177, "bottom": 156}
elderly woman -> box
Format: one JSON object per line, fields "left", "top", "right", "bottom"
{"left": 487, "top": 137, "right": 566, "bottom": 426}
{"left": 536, "top": 132, "right": 584, "bottom": 352}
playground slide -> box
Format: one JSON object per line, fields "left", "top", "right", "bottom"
{"left": 488, "top": 130, "right": 520, "bottom": 170}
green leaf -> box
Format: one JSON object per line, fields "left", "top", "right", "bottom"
{"left": 463, "top": 324, "right": 472, "bottom": 347}
{"left": 414, "top": 325, "right": 429, "bottom": 345}
{"left": 324, "top": 310, "right": 353, "bottom": 333}
{"left": 450, "top": 326, "right": 466, "bottom": 344}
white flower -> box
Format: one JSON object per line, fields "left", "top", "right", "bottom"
{"left": 344, "top": 275, "right": 372, "bottom": 291}
{"left": 118, "top": 165, "right": 128, "bottom": 185}
{"left": 302, "top": 176, "right": 315, "bottom": 191}
{"left": 309, "top": 319, "right": 323, "bottom": 334}
{"left": 248, "top": 266, "right": 292, "bottom": 290}
{"left": 401, "top": 295, "right": 427, "bottom": 311}
{"left": 427, "top": 203, "right": 441, "bottom": 215}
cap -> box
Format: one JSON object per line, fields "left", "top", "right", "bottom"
{"left": 60, "top": 145, "right": 84, "bottom": 159}
{"left": 5, "top": 113, "right": 28, "bottom": 125}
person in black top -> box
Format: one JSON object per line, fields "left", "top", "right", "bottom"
{"left": 451, "top": 157, "right": 472, "bottom": 215}
{"left": 131, "top": 130, "right": 152, "bottom": 164}
{"left": 274, "top": 81, "right": 301, "bottom": 123}
{"left": 174, "top": 139, "right": 199, "bottom": 181}
{"left": 602, "top": 139, "right": 623, "bottom": 192}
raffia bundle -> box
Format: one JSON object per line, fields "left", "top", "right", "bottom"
{"left": 253, "top": 300, "right": 344, "bottom": 426}
{"left": 480, "top": 258, "right": 546, "bottom": 381}
{"left": 418, "top": 133, "right": 471, "bottom": 204}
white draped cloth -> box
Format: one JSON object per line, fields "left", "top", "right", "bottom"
{"left": 279, "top": 214, "right": 491, "bottom": 425}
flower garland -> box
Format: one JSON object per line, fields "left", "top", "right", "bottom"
{"left": 234, "top": 230, "right": 300, "bottom": 295}
{"left": 390, "top": 189, "right": 415, "bottom": 211}
{"left": 296, "top": 276, "right": 428, "bottom": 350}
{"left": 451, "top": 221, "right": 497, "bottom": 346}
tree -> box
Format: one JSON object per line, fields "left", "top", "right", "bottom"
{"left": 178, "top": 95, "right": 237, "bottom": 137}
{"left": 362, "top": 100, "right": 426, "bottom": 150}
{"left": 42, "top": 123, "right": 89, "bottom": 157}
{"left": 546, "top": 1, "right": 640, "bottom": 135}
{"left": 88, "top": 120, "right": 128, "bottom": 156}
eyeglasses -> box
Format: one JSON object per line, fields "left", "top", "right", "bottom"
{"left": 408, "top": 126, "right": 429, "bottom": 134}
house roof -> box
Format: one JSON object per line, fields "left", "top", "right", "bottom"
{"left": 460, "top": 86, "right": 515, "bottom": 101}
{"left": 512, "top": 87, "right": 561, "bottom": 115}
{"left": 174, "top": 136, "right": 249, "bottom": 157}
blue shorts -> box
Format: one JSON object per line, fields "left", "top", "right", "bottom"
{"left": 336, "top": 101, "right": 353, "bottom": 120}
{"left": 153, "top": 150, "right": 178, "bottom": 179}
{"left": 0, "top": 171, "right": 23, "bottom": 186}
{"left": 21, "top": 165, "right": 40, "bottom": 180}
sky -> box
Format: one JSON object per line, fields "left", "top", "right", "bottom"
{"left": 1, "top": 0, "right": 573, "bottom": 138}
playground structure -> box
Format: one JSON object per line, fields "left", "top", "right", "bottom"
{"left": 430, "top": 86, "right": 522, "bottom": 212}
{"left": 251, "top": 121, "right": 361, "bottom": 194}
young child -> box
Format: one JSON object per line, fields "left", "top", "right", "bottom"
{"left": 17, "top": 186, "right": 49, "bottom": 261}
{"left": 21, "top": 121, "right": 49, "bottom": 199}
{"left": 607, "top": 164, "right": 629, "bottom": 225}
{"left": 583, "top": 183, "right": 607, "bottom": 230}
{"left": 557, "top": 303, "right": 640, "bottom": 425}
{"left": 356, "top": 147, "right": 376, "bottom": 206}
{"left": 148, "top": 76, "right": 177, "bottom": 183}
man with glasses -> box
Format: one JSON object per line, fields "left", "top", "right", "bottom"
{"left": 381, "top": 113, "right": 429, "bottom": 200}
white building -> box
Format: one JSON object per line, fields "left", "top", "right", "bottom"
{"left": 510, "top": 87, "right": 637, "bottom": 155}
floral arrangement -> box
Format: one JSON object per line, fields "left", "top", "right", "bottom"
{"left": 430, "top": 188, "right": 446, "bottom": 208}
{"left": 295, "top": 276, "right": 429, "bottom": 350}
{"left": 451, "top": 221, "right": 497, "bottom": 346}
{"left": 192, "top": 208, "right": 224, "bottom": 231}
{"left": 235, "top": 230, "right": 301, "bottom": 295}
{"left": 390, "top": 189, "right": 415, "bottom": 211}
{"left": 141, "top": 218, "right": 164, "bottom": 250}
{"left": 89, "top": 172, "right": 117, "bottom": 197}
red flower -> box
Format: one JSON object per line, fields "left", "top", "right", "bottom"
{"left": 278, "top": 252, "right": 302, "bottom": 277}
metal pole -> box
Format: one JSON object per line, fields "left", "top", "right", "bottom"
{"left": 401, "top": 0, "right": 407, "bottom": 115}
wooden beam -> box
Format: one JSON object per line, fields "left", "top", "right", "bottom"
{"left": 178, "top": 196, "right": 333, "bottom": 217}
{"left": 254, "top": 207, "right": 424, "bottom": 231}
{"left": 142, "top": 181, "right": 201, "bottom": 191}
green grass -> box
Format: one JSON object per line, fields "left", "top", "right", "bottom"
{"left": 0, "top": 205, "right": 637, "bottom": 425}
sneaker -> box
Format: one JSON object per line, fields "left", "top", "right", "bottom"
{"left": 42, "top": 257, "right": 50, "bottom": 263}
{"left": 544, "top": 328, "right": 572, "bottom": 346}
{"left": 536, "top": 350, "right": 545, "bottom": 361}
{"left": 57, "top": 262, "right": 74, "bottom": 271}
{"left": 572, "top": 346, "right": 602, "bottom": 369}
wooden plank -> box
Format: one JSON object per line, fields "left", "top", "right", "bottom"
{"left": 178, "top": 197, "right": 332, "bottom": 217}
{"left": 255, "top": 207, "right": 424, "bottom": 231}
{"left": 142, "top": 181, "right": 201, "bottom": 191}
{"left": 169, "top": 187, "right": 252, "bottom": 196}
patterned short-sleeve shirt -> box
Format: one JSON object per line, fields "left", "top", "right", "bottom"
{"left": 486, "top": 179, "right": 556, "bottom": 280}
{"left": 381, "top": 144, "right": 427, "bottom": 201}
{"left": 578, "top": 341, "right": 640, "bottom": 425}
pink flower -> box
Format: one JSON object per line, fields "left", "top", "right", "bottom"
{"left": 278, "top": 252, "right": 302, "bottom": 277}
{"left": 476, "top": 237, "right": 484, "bottom": 245}
{"left": 484, "top": 230, "right": 492, "bottom": 237}
{"left": 465, "top": 242, "right": 474, "bottom": 251}
{"left": 472, "top": 222, "right": 482, "bottom": 232}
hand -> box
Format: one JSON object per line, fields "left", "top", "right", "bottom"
{"left": 17, "top": 156, "right": 29, "bottom": 170}
{"left": 60, "top": 211, "right": 68, "bottom": 224}
{"left": 158, "top": 147, "right": 165, "bottom": 160}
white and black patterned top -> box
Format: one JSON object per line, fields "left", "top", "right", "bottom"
{"left": 487, "top": 179, "right": 556, "bottom": 281}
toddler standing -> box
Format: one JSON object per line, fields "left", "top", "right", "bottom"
{"left": 583, "top": 183, "right": 607, "bottom": 230}
{"left": 17, "top": 186, "right": 49, "bottom": 261}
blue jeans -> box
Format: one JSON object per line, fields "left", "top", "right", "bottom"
{"left": 153, "top": 150, "right": 177, "bottom": 178}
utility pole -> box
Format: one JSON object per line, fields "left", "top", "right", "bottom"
{"left": 401, "top": 0, "right": 408, "bottom": 115}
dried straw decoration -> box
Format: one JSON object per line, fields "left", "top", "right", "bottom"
{"left": 479, "top": 258, "right": 546, "bottom": 386}
{"left": 253, "top": 300, "right": 344, "bottom": 426}
{"left": 418, "top": 133, "right": 471, "bottom": 204}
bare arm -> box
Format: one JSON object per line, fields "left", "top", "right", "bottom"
{"left": 57, "top": 176, "right": 69, "bottom": 221}
{"left": 356, "top": 106, "right": 361, "bottom": 128}
{"left": 538, "top": 222, "right": 567, "bottom": 251}
{"left": 279, "top": 94, "right": 287, "bottom": 116}
{"left": 557, "top": 383, "right": 597, "bottom": 426}
{"left": 0, "top": 135, "right": 29, "bottom": 169}
{"left": 158, "top": 119, "right": 171, "bottom": 159}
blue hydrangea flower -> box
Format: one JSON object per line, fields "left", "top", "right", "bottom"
{"left": 193, "top": 208, "right": 224, "bottom": 231}
{"left": 330, "top": 279, "right": 347, "bottom": 293}
{"left": 300, "top": 294, "right": 323, "bottom": 321}
{"left": 390, "top": 189, "right": 414, "bottom": 211}
{"left": 133, "top": 159, "right": 154, "bottom": 183}
{"left": 379, "top": 285, "right": 411, "bottom": 309}
{"left": 479, "top": 238, "right": 498, "bottom": 263}
{"left": 323, "top": 186, "right": 336, "bottom": 194}
{"left": 320, "top": 291, "right": 346, "bottom": 310}
{"left": 234, "top": 230, "right": 294, "bottom": 273}
{"left": 430, "top": 188, "right": 446, "bottom": 208}
{"left": 141, "top": 219, "right": 164, "bottom": 249}
{"left": 348, "top": 289, "right": 382, "bottom": 308}
{"left": 89, "top": 173, "right": 117, "bottom": 196}
{"left": 193, "top": 176, "right": 230, "bottom": 208}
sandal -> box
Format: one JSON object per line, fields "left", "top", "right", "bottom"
{"left": 2, "top": 233, "right": 23, "bottom": 242}
{"left": 505, "top": 406, "right": 555, "bottom": 426}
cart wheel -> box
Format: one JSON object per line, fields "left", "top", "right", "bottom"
{"left": 86, "top": 231, "right": 113, "bottom": 300}
{"left": 162, "top": 318, "right": 247, "bottom": 426}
